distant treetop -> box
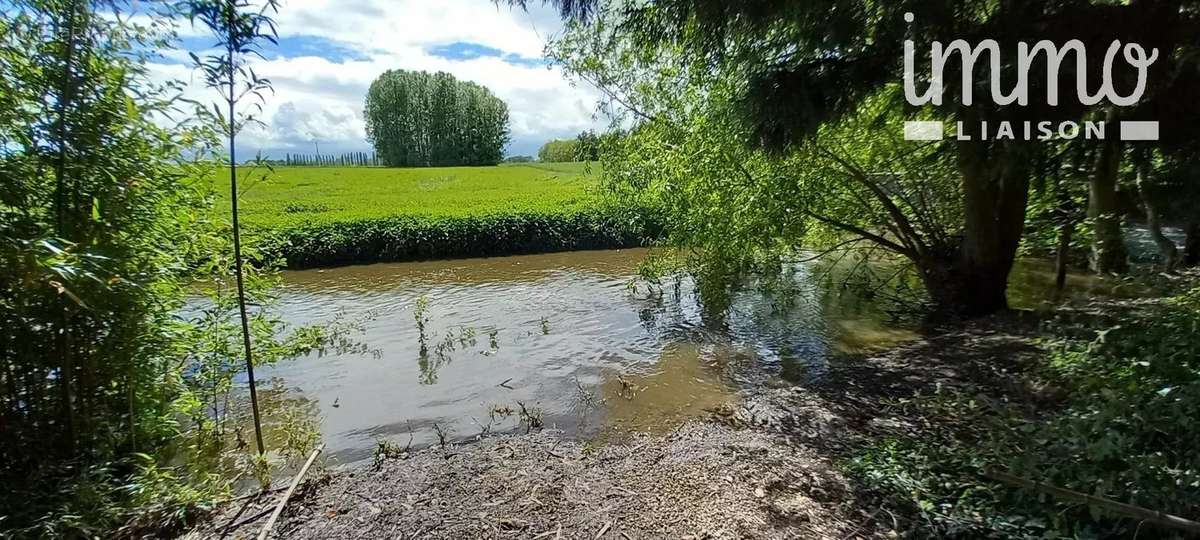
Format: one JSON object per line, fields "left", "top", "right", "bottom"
{"left": 364, "top": 70, "right": 510, "bottom": 167}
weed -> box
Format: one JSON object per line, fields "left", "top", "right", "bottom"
{"left": 414, "top": 296, "right": 430, "bottom": 357}
{"left": 432, "top": 423, "right": 451, "bottom": 449}
{"left": 372, "top": 435, "right": 411, "bottom": 470}
{"left": 516, "top": 401, "right": 544, "bottom": 433}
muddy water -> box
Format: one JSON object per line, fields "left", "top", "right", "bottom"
{"left": 247, "top": 249, "right": 920, "bottom": 467}
{"left": 246, "top": 249, "right": 1120, "bottom": 468}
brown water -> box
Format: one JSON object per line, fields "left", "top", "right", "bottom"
{"left": 244, "top": 248, "right": 920, "bottom": 467}
{"left": 242, "top": 250, "right": 1124, "bottom": 468}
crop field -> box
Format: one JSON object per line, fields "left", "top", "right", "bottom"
{"left": 222, "top": 163, "right": 597, "bottom": 229}
{"left": 215, "top": 163, "right": 656, "bottom": 267}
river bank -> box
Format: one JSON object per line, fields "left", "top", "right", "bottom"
{"left": 262, "top": 209, "right": 660, "bottom": 268}
{"left": 185, "top": 306, "right": 1054, "bottom": 539}
{"left": 188, "top": 276, "right": 1200, "bottom": 538}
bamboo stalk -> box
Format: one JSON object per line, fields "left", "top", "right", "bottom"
{"left": 985, "top": 469, "right": 1200, "bottom": 536}
{"left": 257, "top": 444, "right": 324, "bottom": 540}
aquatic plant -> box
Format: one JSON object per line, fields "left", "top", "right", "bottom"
{"left": 413, "top": 296, "right": 430, "bottom": 357}
{"left": 516, "top": 401, "right": 544, "bottom": 433}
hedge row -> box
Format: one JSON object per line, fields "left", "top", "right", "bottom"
{"left": 258, "top": 208, "right": 663, "bottom": 268}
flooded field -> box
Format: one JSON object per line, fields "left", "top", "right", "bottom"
{"left": 242, "top": 248, "right": 922, "bottom": 466}
{"left": 233, "top": 248, "right": 1129, "bottom": 469}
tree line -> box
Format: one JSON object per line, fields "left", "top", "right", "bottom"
{"left": 538, "top": 129, "right": 601, "bottom": 162}
{"left": 364, "top": 70, "right": 510, "bottom": 167}
{"left": 284, "top": 151, "right": 381, "bottom": 167}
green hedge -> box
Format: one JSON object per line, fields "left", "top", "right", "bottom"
{"left": 259, "top": 208, "right": 662, "bottom": 268}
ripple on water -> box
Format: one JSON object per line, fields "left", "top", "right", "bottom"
{"left": 241, "top": 248, "right": 930, "bottom": 469}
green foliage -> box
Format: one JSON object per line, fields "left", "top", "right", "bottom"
{"left": 216, "top": 164, "right": 656, "bottom": 266}
{"left": 188, "top": 0, "right": 286, "bottom": 460}
{"left": 555, "top": 15, "right": 958, "bottom": 312}
{"left": 0, "top": 2, "right": 362, "bottom": 536}
{"left": 574, "top": 130, "right": 601, "bottom": 161}
{"left": 265, "top": 207, "right": 658, "bottom": 267}
{"left": 550, "top": 6, "right": 994, "bottom": 314}
{"left": 0, "top": 1, "right": 220, "bottom": 533}
{"left": 364, "top": 70, "right": 509, "bottom": 167}
{"left": 538, "top": 138, "right": 581, "bottom": 162}
{"left": 538, "top": 130, "right": 602, "bottom": 162}
{"left": 1019, "top": 291, "right": 1200, "bottom": 529}
{"left": 548, "top": 0, "right": 1200, "bottom": 313}
{"left": 848, "top": 286, "right": 1200, "bottom": 538}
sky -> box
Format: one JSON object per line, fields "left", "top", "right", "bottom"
{"left": 149, "top": 0, "right": 606, "bottom": 159}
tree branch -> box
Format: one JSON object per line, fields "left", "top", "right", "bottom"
{"left": 816, "top": 144, "right": 929, "bottom": 258}
{"left": 800, "top": 209, "right": 913, "bottom": 258}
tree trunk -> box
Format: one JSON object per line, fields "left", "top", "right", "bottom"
{"left": 1136, "top": 162, "right": 1179, "bottom": 271}
{"left": 1185, "top": 221, "right": 1200, "bottom": 267}
{"left": 921, "top": 138, "right": 1032, "bottom": 317}
{"left": 1088, "top": 122, "right": 1129, "bottom": 274}
{"left": 1055, "top": 218, "right": 1073, "bottom": 293}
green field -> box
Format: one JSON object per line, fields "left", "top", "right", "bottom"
{"left": 218, "top": 163, "right": 656, "bottom": 267}
{"left": 224, "top": 163, "right": 598, "bottom": 229}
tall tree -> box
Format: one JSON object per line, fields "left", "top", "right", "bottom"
{"left": 364, "top": 70, "right": 510, "bottom": 167}
{"left": 533, "top": 0, "right": 1199, "bottom": 315}
{"left": 188, "top": 0, "right": 282, "bottom": 455}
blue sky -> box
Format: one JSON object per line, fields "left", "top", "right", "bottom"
{"left": 150, "top": 0, "right": 604, "bottom": 159}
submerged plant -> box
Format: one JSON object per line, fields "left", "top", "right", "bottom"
{"left": 414, "top": 295, "right": 430, "bottom": 356}
{"left": 457, "top": 325, "right": 477, "bottom": 347}
{"left": 516, "top": 401, "right": 544, "bottom": 433}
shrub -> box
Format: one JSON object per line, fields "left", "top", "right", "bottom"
{"left": 260, "top": 207, "right": 663, "bottom": 268}
{"left": 848, "top": 285, "right": 1200, "bottom": 538}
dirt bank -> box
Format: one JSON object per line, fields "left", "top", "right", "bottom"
{"left": 186, "top": 311, "right": 1049, "bottom": 539}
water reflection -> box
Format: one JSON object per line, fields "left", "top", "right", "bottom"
{"left": 255, "top": 249, "right": 1113, "bottom": 468}
{"left": 598, "top": 342, "right": 739, "bottom": 437}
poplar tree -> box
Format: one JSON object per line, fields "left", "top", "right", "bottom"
{"left": 364, "top": 69, "right": 510, "bottom": 167}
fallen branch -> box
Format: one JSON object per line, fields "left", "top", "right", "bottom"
{"left": 985, "top": 468, "right": 1200, "bottom": 536}
{"left": 226, "top": 506, "right": 275, "bottom": 533}
{"left": 257, "top": 444, "right": 325, "bottom": 540}
{"left": 218, "top": 485, "right": 286, "bottom": 506}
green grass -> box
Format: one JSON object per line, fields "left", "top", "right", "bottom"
{"left": 224, "top": 163, "right": 599, "bottom": 230}
{"left": 502, "top": 161, "right": 598, "bottom": 175}
{"left": 216, "top": 163, "right": 657, "bottom": 267}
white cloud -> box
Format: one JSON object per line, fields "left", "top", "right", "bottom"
{"left": 269, "top": 101, "right": 363, "bottom": 149}
{"left": 151, "top": 0, "right": 605, "bottom": 157}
